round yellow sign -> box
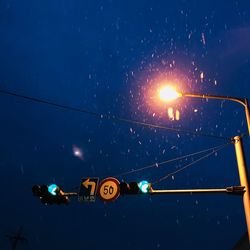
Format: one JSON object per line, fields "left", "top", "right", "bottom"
{"left": 98, "top": 177, "right": 120, "bottom": 202}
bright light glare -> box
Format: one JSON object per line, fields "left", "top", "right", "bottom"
{"left": 73, "top": 145, "right": 84, "bottom": 160}
{"left": 138, "top": 180, "right": 150, "bottom": 193}
{"left": 159, "top": 86, "right": 181, "bottom": 102}
{"left": 48, "top": 184, "right": 58, "bottom": 196}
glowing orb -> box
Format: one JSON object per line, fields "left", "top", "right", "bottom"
{"left": 72, "top": 145, "right": 84, "bottom": 160}
{"left": 159, "top": 86, "right": 181, "bottom": 102}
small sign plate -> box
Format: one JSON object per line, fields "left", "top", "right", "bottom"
{"left": 78, "top": 178, "right": 99, "bottom": 202}
{"left": 98, "top": 177, "right": 120, "bottom": 202}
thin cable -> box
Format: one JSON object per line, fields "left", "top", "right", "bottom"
{"left": 152, "top": 143, "right": 230, "bottom": 184}
{"left": 0, "top": 89, "right": 231, "bottom": 140}
{"left": 116, "top": 117, "right": 230, "bottom": 140}
{"left": 114, "top": 143, "right": 231, "bottom": 178}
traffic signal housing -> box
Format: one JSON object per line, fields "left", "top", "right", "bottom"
{"left": 119, "top": 180, "right": 151, "bottom": 195}
{"left": 32, "top": 184, "right": 70, "bottom": 205}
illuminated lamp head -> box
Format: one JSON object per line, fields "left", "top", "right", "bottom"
{"left": 159, "top": 86, "right": 182, "bottom": 102}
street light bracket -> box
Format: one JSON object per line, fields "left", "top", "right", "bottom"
{"left": 182, "top": 93, "right": 250, "bottom": 136}
{"left": 182, "top": 93, "right": 247, "bottom": 107}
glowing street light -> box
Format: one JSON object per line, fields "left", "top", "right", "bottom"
{"left": 158, "top": 84, "right": 250, "bottom": 240}
{"left": 159, "top": 86, "right": 182, "bottom": 102}
{"left": 158, "top": 85, "right": 250, "bottom": 135}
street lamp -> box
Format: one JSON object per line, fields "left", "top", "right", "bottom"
{"left": 158, "top": 87, "right": 250, "bottom": 136}
{"left": 159, "top": 86, "right": 182, "bottom": 102}
{"left": 159, "top": 85, "right": 250, "bottom": 240}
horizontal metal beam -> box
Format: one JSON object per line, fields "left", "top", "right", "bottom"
{"left": 150, "top": 186, "right": 245, "bottom": 195}
{"left": 62, "top": 192, "right": 78, "bottom": 197}
{"left": 182, "top": 93, "right": 246, "bottom": 106}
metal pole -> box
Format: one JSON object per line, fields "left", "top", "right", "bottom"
{"left": 183, "top": 93, "right": 246, "bottom": 106}
{"left": 234, "top": 136, "right": 250, "bottom": 240}
{"left": 150, "top": 186, "right": 244, "bottom": 195}
{"left": 62, "top": 192, "right": 78, "bottom": 197}
{"left": 183, "top": 93, "right": 250, "bottom": 136}
{"left": 244, "top": 99, "right": 250, "bottom": 136}
{"left": 150, "top": 188, "right": 228, "bottom": 194}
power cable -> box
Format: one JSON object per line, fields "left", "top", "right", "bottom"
{"left": 113, "top": 143, "right": 232, "bottom": 178}
{"left": 152, "top": 142, "right": 230, "bottom": 184}
{"left": 0, "top": 89, "right": 231, "bottom": 140}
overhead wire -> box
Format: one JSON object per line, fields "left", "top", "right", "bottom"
{"left": 152, "top": 142, "right": 231, "bottom": 185}
{"left": 113, "top": 142, "right": 232, "bottom": 178}
{"left": 0, "top": 89, "right": 234, "bottom": 186}
{"left": 0, "top": 89, "right": 231, "bottom": 141}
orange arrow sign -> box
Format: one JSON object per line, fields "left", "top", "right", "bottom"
{"left": 82, "top": 178, "right": 96, "bottom": 196}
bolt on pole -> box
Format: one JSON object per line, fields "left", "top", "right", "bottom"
{"left": 234, "top": 136, "right": 250, "bottom": 241}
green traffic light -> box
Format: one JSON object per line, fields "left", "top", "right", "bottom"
{"left": 48, "top": 184, "right": 58, "bottom": 196}
{"left": 138, "top": 180, "right": 150, "bottom": 193}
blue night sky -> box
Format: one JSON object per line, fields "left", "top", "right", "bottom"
{"left": 1, "top": 1, "right": 250, "bottom": 249}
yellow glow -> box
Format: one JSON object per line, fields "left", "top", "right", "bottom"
{"left": 159, "top": 86, "right": 181, "bottom": 102}
{"left": 168, "top": 107, "right": 174, "bottom": 120}
{"left": 175, "top": 110, "right": 180, "bottom": 120}
{"left": 167, "top": 107, "right": 180, "bottom": 121}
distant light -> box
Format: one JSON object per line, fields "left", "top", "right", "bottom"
{"left": 159, "top": 86, "right": 181, "bottom": 102}
{"left": 48, "top": 184, "right": 58, "bottom": 196}
{"left": 74, "top": 150, "right": 81, "bottom": 156}
{"left": 138, "top": 180, "right": 150, "bottom": 193}
{"left": 72, "top": 145, "right": 84, "bottom": 160}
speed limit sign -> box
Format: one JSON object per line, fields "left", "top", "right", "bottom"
{"left": 97, "top": 177, "right": 120, "bottom": 202}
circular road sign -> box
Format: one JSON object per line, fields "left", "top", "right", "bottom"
{"left": 98, "top": 177, "right": 120, "bottom": 202}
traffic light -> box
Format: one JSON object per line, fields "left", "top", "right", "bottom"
{"left": 119, "top": 180, "right": 151, "bottom": 195}
{"left": 138, "top": 180, "right": 151, "bottom": 193}
{"left": 32, "top": 184, "right": 69, "bottom": 205}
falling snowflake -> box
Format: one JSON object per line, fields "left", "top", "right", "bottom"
{"left": 200, "top": 72, "right": 204, "bottom": 82}
{"left": 201, "top": 32, "right": 206, "bottom": 45}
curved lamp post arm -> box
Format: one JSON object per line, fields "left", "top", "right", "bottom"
{"left": 182, "top": 93, "right": 250, "bottom": 136}
{"left": 181, "top": 92, "right": 250, "bottom": 240}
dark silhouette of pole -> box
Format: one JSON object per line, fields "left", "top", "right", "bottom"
{"left": 5, "top": 226, "right": 28, "bottom": 250}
